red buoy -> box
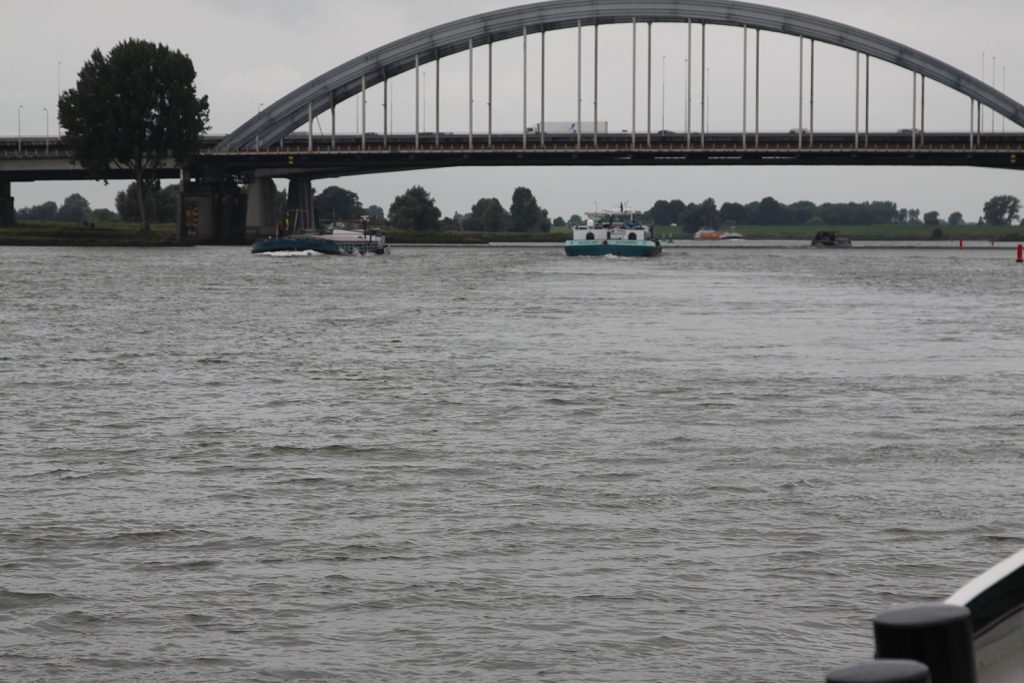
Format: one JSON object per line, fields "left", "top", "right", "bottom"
{"left": 959, "top": 240, "right": 964, "bottom": 249}
{"left": 1017, "top": 244, "right": 1023, "bottom": 263}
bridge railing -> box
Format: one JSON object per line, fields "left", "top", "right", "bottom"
{"left": 3, "top": 133, "right": 1023, "bottom": 167}
{"left": 195, "top": 132, "right": 1024, "bottom": 155}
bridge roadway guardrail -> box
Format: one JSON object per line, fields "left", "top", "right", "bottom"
{"left": 2, "top": 134, "right": 1023, "bottom": 178}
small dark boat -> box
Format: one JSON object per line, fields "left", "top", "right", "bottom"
{"left": 252, "top": 225, "right": 390, "bottom": 255}
{"left": 811, "top": 230, "right": 852, "bottom": 247}
{"left": 251, "top": 236, "right": 343, "bottom": 255}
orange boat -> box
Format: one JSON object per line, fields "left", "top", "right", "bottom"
{"left": 694, "top": 228, "right": 744, "bottom": 240}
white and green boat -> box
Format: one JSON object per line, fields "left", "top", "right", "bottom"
{"left": 564, "top": 209, "right": 662, "bottom": 257}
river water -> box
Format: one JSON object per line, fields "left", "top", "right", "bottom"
{"left": 2, "top": 242, "right": 1023, "bottom": 682}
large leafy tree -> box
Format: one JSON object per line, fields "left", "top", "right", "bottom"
{"left": 509, "top": 187, "right": 550, "bottom": 232}
{"left": 465, "top": 197, "right": 510, "bottom": 231}
{"left": 983, "top": 195, "right": 1021, "bottom": 225}
{"left": 55, "top": 193, "right": 92, "bottom": 223}
{"left": 115, "top": 181, "right": 180, "bottom": 222}
{"left": 366, "top": 205, "right": 385, "bottom": 225}
{"left": 16, "top": 201, "right": 59, "bottom": 221}
{"left": 719, "top": 202, "right": 747, "bottom": 225}
{"left": 388, "top": 186, "right": 441, "bottom": 231}
{"left": 58, "top": 39, "right": 209, "bottom": 233}
{"left": 758, "top": 196, "right": 783, "bottom": 225}
{"left": 788, "top": 200, "right": 818, "bottom": 225}
{"left": 698, "top": 198, "right": 721, "bottom": 228}
{"left": 649, "top": 199, "right": 686, "bottom": 226}
{"left": 315, "top": 186, "right": 363, "bottom": 222}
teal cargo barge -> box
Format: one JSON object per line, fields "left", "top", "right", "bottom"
{"left": 564, "top": 209, "right": 662, "bottom": 257}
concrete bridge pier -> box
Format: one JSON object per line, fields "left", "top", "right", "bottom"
{"left": 245, "top": 178, "right": 278, "bottom": 239}
{"left": 286, "top": 178, "right": 316, "bottom": 231}
{"left": 177, "top": 169, "right": 189, "bottom": 242}
{"left": 1, "top": 179, "right": 14, "bottom": 227}
{"left": 187, "top": 179, "right": 246, "bottom": 243}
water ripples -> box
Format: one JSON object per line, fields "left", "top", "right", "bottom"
{"left": 2, "top": 245, "right": 1024, "bottom": 680}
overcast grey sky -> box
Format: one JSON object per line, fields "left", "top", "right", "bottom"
{"left": 4, "top": 0, "right": 1024, "bottom": 220}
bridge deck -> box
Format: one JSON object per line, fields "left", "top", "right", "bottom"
{"left": 2, "top": 133, "right": 1023, "bottom": 182}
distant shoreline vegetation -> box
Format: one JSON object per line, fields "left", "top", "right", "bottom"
{"left": 653, "top": 223, "right": 1024, "bottom": 242}
{"left": 3, "top": 220, "right": 1023, "bottom": 247}
{"left": 6, "top": 185, "right": 1024, "bottom": 245}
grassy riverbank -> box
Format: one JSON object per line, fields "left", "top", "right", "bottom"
{"left": 0, "top": 221, "right": 184, "bottom": 246}
{"left": 0, "top": 222, "right": 565, "bottom": 246}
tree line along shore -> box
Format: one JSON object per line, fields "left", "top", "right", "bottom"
{"left": 3, "top": 219, "right": 1022, "bottom": 247}
{"left": 5, "top": 182, "right": 1024, "bottom": 246}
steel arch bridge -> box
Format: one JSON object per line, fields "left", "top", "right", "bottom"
{"left": 218, "top": 0, "right": 1024, "bottom": 152}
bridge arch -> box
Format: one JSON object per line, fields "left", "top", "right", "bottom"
{"left": 217, "top": 0, "right": 1024, "bottom": 150}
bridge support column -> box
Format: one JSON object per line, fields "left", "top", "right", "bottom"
{"left": 246, "top": 178, "right": 278, "bottom": 239}
{"left": 185, "top": 177, "right": 246, "bottom": 243}
{"left": 177, "top": 168, "right": 189, "bottom": 242}
{"left": 0, "top": 178, "right": 13, "bottom": 227}
{"left": 286, "top": 178, "right": 315, "bottom": 231}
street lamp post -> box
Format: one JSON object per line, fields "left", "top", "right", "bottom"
{"left": 661, "top": 54, "right": 666, "bottom": 132}
{"left": 256, "top": 103, "right": 263, "bottom": 150}
{"left": 685, "top": 57, "right": 689, "bottom": 142}
{"left": 992, "top": 56, "right": 996, "bottom": 132}
{"left": 706, "top": 67, "right": 711, "bottom": 132}
{"left": 981, "top": 52, "right": 985, "bottom": 134}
